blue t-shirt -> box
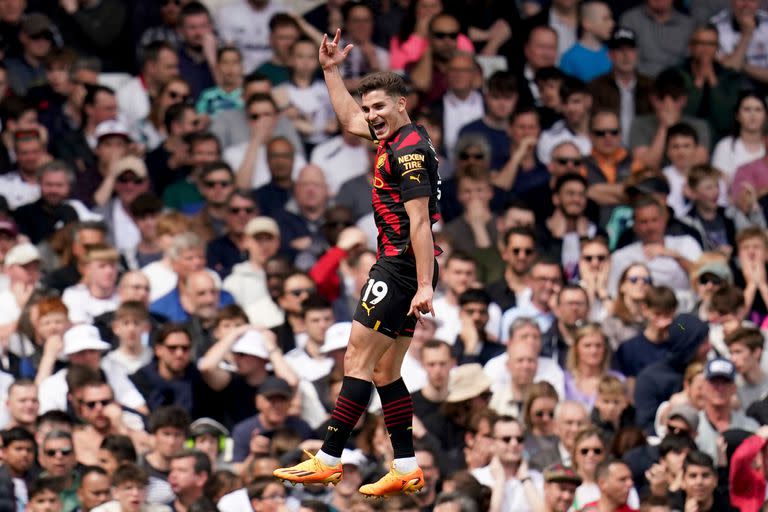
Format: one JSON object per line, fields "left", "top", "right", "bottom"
{"left": 458, "top": 119, "right": 511, "bottom": 171}
{"left": 614, "top": 333, "right": 671, "bottom": 377}
{"left": 559, "top": 43, "right": 612, "bottom": 82}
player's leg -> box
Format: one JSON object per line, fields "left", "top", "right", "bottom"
{"left": 273, "top": 321, "right": 392, "bottom": 485}
{"left": 358, "top": 335, "right": 426, "bottom": 496}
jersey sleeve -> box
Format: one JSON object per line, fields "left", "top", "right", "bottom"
{"left": 394, "top": 143, "right": 433, "bottom": 202}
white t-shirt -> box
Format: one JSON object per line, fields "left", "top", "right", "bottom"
{"left": 116, "top": 77, "right": 150, "bottom": 132}
{"left": 142, "top": 260, "right": 177, "bottom": 302}
{"left": 0, "top": 289, "right": 20, "bottom": 325}
{"left": 223, "top": 140, "right": 306, "bottom": 189}
{"left": 276, "top": 80, "right": 335, "bottom": 145}
{"left": 608, "top": 236, "right": 703, "bottom": 296}
{"left": 283, "top": 347, "right": 333, "bottom": 382}
{"left": 0, "top": 172, "right": 40, "bottom": 209}
{"left": 104, "top": 346, "right": 154, "bottom": 375}
{"left": 310, "top": 135, "right": 369, "bottom": 196}
{"left": 711, "top": 136, "right": 765, "bottom": 182}
{"left": 663, "top": 165, "right": 728, "bottom": 219}
{"left": 112, "top": 200, "right": 141, "bottom": 252}
{"left": 38, "top": 359, "right": 146, "bottom": 413}
{"left": 62, "top": 283, "right": 119, "bottom": 324}
{"left": 0, "top": 370, "right": 15, "bottom": 427}
{"left": 216, "top": 0, "right": 287, "bottom": 73}
{"left": 712, "top": 9, "right": 768, "bottom": 69}
{"left": 471, "top": 465, "right": 545, "bottom": 511}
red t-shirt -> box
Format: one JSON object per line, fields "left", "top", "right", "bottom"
{"left": 580, "top": 502, "right": 638, "bottom": 512}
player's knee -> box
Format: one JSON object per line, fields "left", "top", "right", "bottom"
{"left": 343, "top": 343, "right": 374, "bottom": 378}
{"left": 372, "top": 364, "right": 400, "bottom": 387}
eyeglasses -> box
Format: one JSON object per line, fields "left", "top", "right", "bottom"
{"left": 81, "top": 398, "right": 112, "bottom": 409}
{"left": 579, "top": 447, "right": 603, "bottom": 456}
{"left": 249, "top": 112, "right": 275, "bottom": 121}
{"left": 626, "top": 276, "right": 652, "bottom": 285}
{"left": 116, "top": 174, "right": 146, "bottom": 185}
{"left": 164, "top": 344, "right": 191, "bottom": 353}
{"left": 229, "top": 206, "right": 256, "bottom": 215}
{"left": 287, "top": 288, "right": 315, "bottom": 297}
{"left": 44, "top": 447, "right": 73, "bottom": 457}
{"left": 554, "top": 157, "right": 582, "bottom": 166}
{"left": 534, "top": 409, "right": 554, "bottom": 418}
{"left": 168, "top": 90, "right": 190, "bottom": 102}
{"left": 496, "top": 435, "right": 525, "bottom": 444}
{"left": 512, "top": 247, "right": 534, "bottom": 256}
{"left": 582, "top": 254, "right": 607, "bottom": 263}
{"left": 432, "top": 30, "right": 459, "bottom": 39}
{"left": 459, "top": 151, "right": 485, "bottom": 161}
{"left": 203, "top": 179, "right": 232, "bottom": 189}
{"left": 29, "top": 32, "right": 52, "bottom": 41}
{"left": 592, "top": 129, "right": 620, "bottom": 138}
{"left": 698, "top": 274, "right": 723, "bottom": 286}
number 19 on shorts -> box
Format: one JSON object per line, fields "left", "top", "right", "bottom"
{"left": 362, "top": 279, "right": 389, "bottom": 305}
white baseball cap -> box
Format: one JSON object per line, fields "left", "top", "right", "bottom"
{"left": 94, "top": 119, "right": 131, "bottom": 142}
{"left": 63, "top": 324, "right": 111, "bottom": 356}
{"left": 321, "top": 322, "right": 352, "bottom": 354}
{"left": 232, "top": 330, "right": 269, "bottom": 359}
{"left": 5, "top": 243, "right": 41, "bottom": 266}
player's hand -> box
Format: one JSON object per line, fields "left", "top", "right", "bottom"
{"left": 407, "top": 284, "right": 434, "bottom": 320}
{"left": 319, "top": 29, "right": 353, "bottom": 71}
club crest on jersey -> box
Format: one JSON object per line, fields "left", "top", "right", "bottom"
{"left": 376, "top": 153, "right": 387, "bottom": 169}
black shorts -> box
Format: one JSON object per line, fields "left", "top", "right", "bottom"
{"left": 353, "top": 255, "right": 439, "bottom": 339}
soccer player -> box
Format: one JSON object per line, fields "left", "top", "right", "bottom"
{"left": 273, "top": 29, "right": 441, "bottom": 497}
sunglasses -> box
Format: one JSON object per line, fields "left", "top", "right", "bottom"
{"left": 459, "top": 152, "right": 485, "bottom": 161}
{"left": 592, "top": 129, "right": 620, "bottom": 137}
{"left": 164, "top": 344, "right": 191, "bottom": 353}
{"left": 44, "top": 447, "right": 73, "bottom": 457}
{"left": 203, "top": 179, "right": 232, "bottom": 189}
{"left": 698, "top": 274, "right": 723, "bottom": 286}
{"left": 287, "top": 288, "right": 315, "bottom": 297}
{"left": 249, "top": 112, "right": 275, "bottom": 121}
{"left": 116, "top": 174, "right": 145, "bottom": 185}
{"left": 512, "top": 247, "right": 534, "bottom": 256}
{"left": 554, "top": 157, "right": 582, "bottom": 166}
{"left": 432, "top": 31, "right": 459, "bottom": 39}
{"left": 497, "top": 435, "right": 525, "bottom": 444}
{"left": 81, "top": 398, "right": 112, "bottom": 410}
{"left": 534, "top": 409, "right": 554, "bottom": 418}
{"left": 326, "top": 221, "right": 353, "bottom": 228}
{"left": 627, "top": 276, "right": 652, "bottom": 284}
{"left": 583, "top": 254, "right": 607, "bottom": 263}
{"left": 168, "top": 90, "right": 190, "bottom": 102}
{"left": 579, "top": 447, "right": 603, "bottom": 456}
{"left": 229, "top": 206, "right": 256, "bottom": 215}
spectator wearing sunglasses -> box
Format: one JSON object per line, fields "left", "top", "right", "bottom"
{"left": 205, "top": 191, "right": 258, "bottom": 279}
{"left": 576, "top": 236, "right": 611, "bottom": 320}
{"left": 38, "top": 430, "right": 80, "bottom": 510}
{"left": 690, "top": 258, "right": 732, "bottom": 322}
{"left": 615, "top": 286, "right": 677, "bottom": 382}
{"left": 486, "top": 226, "right": 537, "bottom": 312}
{"left": 189, "top": 162, "right": 235, "bottom": 242}
{"left": 602, "top": 263, "right": 651, "bottom": 350}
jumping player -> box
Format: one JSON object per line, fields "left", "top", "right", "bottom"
{"left": 273, "top": 29, "right": 441, "bottom": 497}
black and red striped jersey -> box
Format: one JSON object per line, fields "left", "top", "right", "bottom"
{"left": 370, "top": 123, "right": 441, "bottom": 258}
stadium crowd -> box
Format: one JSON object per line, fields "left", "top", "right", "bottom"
{"left": 2, "top": 0, "right": 768, "bottom": 510}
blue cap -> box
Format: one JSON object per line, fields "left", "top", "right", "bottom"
{"left": 705, "top": 358, "right": 736, "bottom": 381}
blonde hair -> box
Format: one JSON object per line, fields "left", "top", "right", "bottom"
{"left": 571, "top": 426, "right": 605, "bottom": 472}
{"left": 523, "top": 381, "right": 559, "bottom": 430}
{"left": 566, "top": 323, "right": 610, "bottom": 376}
{"left": 597, "top": 375, "right": 626, "bottom": 397}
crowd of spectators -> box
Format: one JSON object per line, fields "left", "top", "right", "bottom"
{"left": 2, "top": 0, "right": 768, "bottom": 511}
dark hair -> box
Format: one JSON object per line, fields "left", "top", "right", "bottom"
{"left": 269, "top": 12, "right": 299, "bottom": 32}
{"left": 247, "top": 475, "right": 281, "bottom": 500}
{"left": 142, "top": 40, "right": 176, "bottom": 68}
{"left": 28, "top": 476, "right": 62, "bottom": 500}
{"left": 446, "top": 251, "right": 477, "bottom": 268}
{"left": 557, "top": 283, "right": 588, "bottom": 304}
{"left": 153, "top": 323, "right": 192, "bottom": 347}
{"left": 100, "top": 435, "right": 138, "bottom": 464}
{"left": 213, "top": 304, "right": 249, "bottom": 329}
{"left": 216, "top": 45, "right": 241, "bottom": 62}
{"left": 36, "top": 410, "right": 75, "bottom": 429}
{"left": 665, "top": 122, "right": 699, "bottom": 146}
{"left": 164, "top": 101, "right": 195, "bottom": 132}
{"left": 458, "top": 288, "right": 491, "bottom": 307}
{"left": 559, "top": 76, "right": 589, "bottom": 103}
{"left": 486, "top": 71, "right": 517, "bottom": 96}
{"left": 1, "top": 426, "right": 35, "bottom": 448}
{"left": 298, "top": 500, "right": 331, "bottom": 512}
{"left": 595, "top": 458, "right": 628, "bottom": 481}
{"left": 357, "top": 71, "right": 408, "bottom": 98}
{"left": 44, "top": 47, "right": 78, "bottom": 71}
{"left": 66, "top": 365, "right": 107, "bottom": 394}
{"left": 244, "top": 70, "right": 270, "bottom": 87}
{"left": 129, "top": 193, "right": 164, "bottom": 218}
{"left": 683, "top": 450, "right": 715, "bottom": 474}
{"left": 112, "top": 463, "right": 149, "bottom": 487}
{"left": 534, "top": 66, "right": 565, "bottom": 83}
{"left": 642, "top": 286, "right": 678, "bottom": 313}
{"left": 301, "top": 293, "right": 332, "bottom": 316}
{"left": 653, "top": 69, "right": 686, "bottom": 99}
{"left": 147, "top": 405, "right": 191, "bottom": 434}
{"left": 503, "top": 225, "right": 536, "bottom": 247}
{"left": 553, "top": 172, "right": 588, "bottom": 194}
{"left": 725, "top": 325, "right": 764, "bottom": 352}
{"left": 342, "top": 1, "right": 374, "bottom": 21}
{"left": 710, "top": 285, "right": 745, "bottom": 315}
{"left": 83, "top": 84, "right": 115, "bottom": 121}
{"left": 246, "top": 92, "right": 277, "bottom": 111}
{"left": 80, "top": 465, "right": 109, "bottom": 483}
{"left": 199, "top": 160, "right": 234, "bottom": 180}
{"left": 659, "top": 433, "right": 697, "bottom": 457}
{"left": 188, "top": 132, "right": 221, "bottom": 154}
{"left": 589, "top": 109, "right": 620, "bottom": 130}
{"left": 0, "top": 96, "right": 35, "bottom": 126}
{"left": 731, "top": 90, "right": 767, "bottom": 145}
{"left": 171, "top": 448, "right": 212, "bottom": 476}
{"left": 179, "top": 1, "right": 211, "bottom": 26}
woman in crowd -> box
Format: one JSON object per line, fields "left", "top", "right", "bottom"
{"left": 602, "top": 263, "right": 651, "bottom": 350}
{"left": 522, "top": 381, "right": 559, "bottom": 457}
{"left": 135, "top": 78, "right": 192, "bottom": 151}
{"left": 564, "top": 324, "right": 623, "bottom": 409}
{"left": 711, "top": 91, "right": 766, "bottom": 182}
{"left": 688, "top": 254, "right": 733, "bottom": 321}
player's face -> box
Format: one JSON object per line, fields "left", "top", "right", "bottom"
{"left": 361, "top": 89, "right": 407, "bottom": 141}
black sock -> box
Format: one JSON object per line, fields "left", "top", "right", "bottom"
{"left": 321, "top": 376, "right": 372, "bottom": 458}
{"left": 378, "top": 378, "right": 415, "bottom": 459}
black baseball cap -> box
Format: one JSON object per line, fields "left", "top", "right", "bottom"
{"left": 258, "top": 377, "right": 293, "bottom": 398}
{"left": 608, "top": 27, "right": 637, "bottom": 49}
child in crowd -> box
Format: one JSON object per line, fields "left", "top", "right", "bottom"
{"left": 274, "top": 39, "right": 336, "bottom": 155}
{"left": 196, "top": 46, "right": 244, "bottom": 118}
{"left": 94, "top": 462, "right": 172, "bottom": 512}
{"left": 559, "top": 1, "right": 614, "bottom": 82}
{"left": 591, "top": 375, "right": 634, "bottom": 440}
{"left": 662, "top": 123, "right": 702, "bottom": 219}
{"left": 104, "top": 301, "right": 153, "bottom": 374}
{"left": 615, "top": 286, "right": 677, "bottom": 382}
{"left": 681, "top": 164, "right": 736, "bottom": 254}
{"left": 724, "top": 326, "right": 768, "bottom": 409}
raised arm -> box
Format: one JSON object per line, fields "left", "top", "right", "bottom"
{"left": 320, "top": 29, "right": 372, "bottom": 139}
